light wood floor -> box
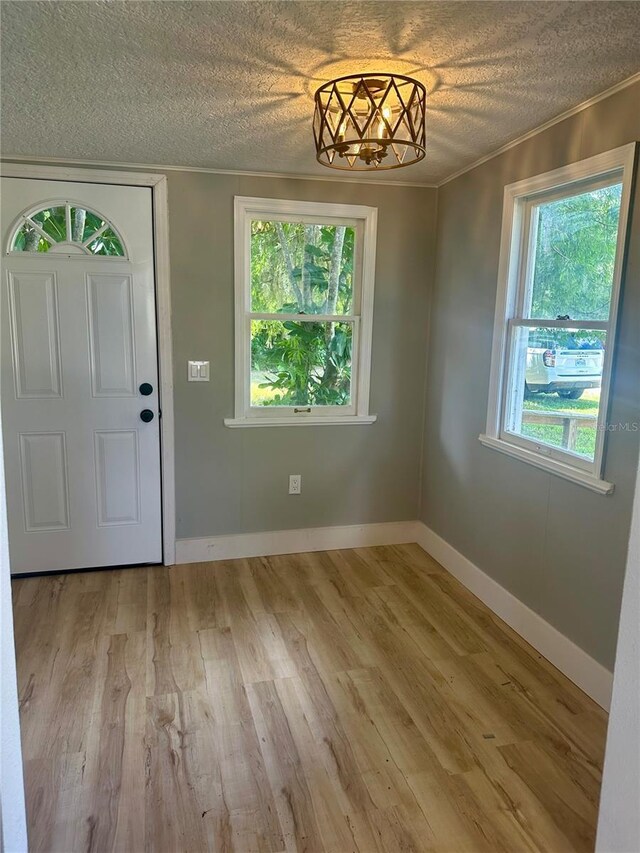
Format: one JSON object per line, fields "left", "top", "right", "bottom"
{"left": 13, "top": 544, "right": 607, "bottom": 853}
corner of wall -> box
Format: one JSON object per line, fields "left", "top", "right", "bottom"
{"left": 417, "top": 183, "right": 441, "bottom": 523}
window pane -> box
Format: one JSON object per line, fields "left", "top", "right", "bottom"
{"left": 505, "top": 326, "right": 606, "bottom": 461}
{"left": 12, "top": 221, "right": 51, "bottom": 252}
{"left": 67, "top": 207, "right": 106, "bottom": 243}
{"left": 250, "top": 220, "right": 355, "bottom": 314}
{"left": 528, "top": 183, "right": 622, "bottom": 321}
{"left": 250, "top": 320, "right": 352, "bottom": 407}
{"left": 31, "top": 206, "right": 67, "bottom": 242}
{"left": 87, "top": 227, "right": 125, "bottom": 256}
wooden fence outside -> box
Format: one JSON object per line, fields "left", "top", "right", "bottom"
{"left": 522, "top": 409, "right": 597, "bottom": 452}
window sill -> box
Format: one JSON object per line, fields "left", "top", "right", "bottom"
{"left": 224, "top": 415, "right": 377, "bottom": 428}
{"left": 478, "top": 433, "right": 614, "bottom": 495}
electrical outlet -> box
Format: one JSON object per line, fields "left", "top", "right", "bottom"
{"left": 289, "top": 474, "right": 302, "bottom": 495}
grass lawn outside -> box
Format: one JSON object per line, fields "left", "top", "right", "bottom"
{"left": 251, "top": 371, "right": 280, "bottom": 405}
{"left": 521, "top": 389, "right": 600, "bottom": 459}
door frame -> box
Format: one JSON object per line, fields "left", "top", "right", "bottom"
{"left": 0, "top": 163, "right": 176, "bottom": 565}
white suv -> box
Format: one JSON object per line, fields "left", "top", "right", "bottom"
{"left": 525, "top": 333, "right": 604, "bottom": 400}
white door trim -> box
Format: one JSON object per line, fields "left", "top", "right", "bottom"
{"left": 1, "top": 163, "right": 176, "bottom": 565}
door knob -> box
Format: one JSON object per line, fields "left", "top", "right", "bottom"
{"left": 140, "top": 409, "right": 154, "bottom": 423}
{"left": 139, "top": 382, "right": 153, "bottom": 396}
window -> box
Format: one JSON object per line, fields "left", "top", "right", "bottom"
{"left": 481, "top": 144, "right": 636, "bottom": 494}
{"left": 226, "top": 197, "right": 378, "bottom": 427}
{"left": 8, "top": 202, "right": 126, "bottom": 256}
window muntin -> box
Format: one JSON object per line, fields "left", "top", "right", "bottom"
{"left": 230, "top": 198, "right": 377, "bottom": 425}
{"left": 9, "top": 203, "right": 126, "bottom": 257}
{"left": 483, "top": 144, "right": 636, "bottom": 491}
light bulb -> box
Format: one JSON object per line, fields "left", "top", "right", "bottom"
{"left": 378, "top": 106, "right": 392, "bottom": 139}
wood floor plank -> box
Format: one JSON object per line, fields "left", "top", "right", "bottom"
{"left": 274, "top": 617, "right": 378, "bottom": 818}
{"left": 145, "top": 691, "right": 209, "bottom": 852}
{"left": 110, "top": 630, "right": 147, "bottom": 853}
{"left": 270, "top": 675, "right": 375, "bottom": 853}
{"left": 247, "top": 679, "right": 324, "bottom": 852}
{"left": 147, "top": 566, "right": 180, "bottom": 696}
{"left": 331, "top": 548, "right": 396, "bottom": 589}
{"left": 83, "top": 633, "right": 132, "bottom": 853}
{"left": 184, "top": 561, "right": 224, "bottom": 631}
{"left": 12, "top": 545, "right": 607, "bottom": 852}
{"left": 498, "top": 740, "right": 599, "bottom": 851}
{"left": 248, "top": 555, "right": 300, "bottom": 614}
{"left": 199, "top": 626, "right": 285, "bottom": 851}
{"left": 343, "top": 666, "right": 440, "bottom": 776}
{"left": 366, "top": 583, "right": 461, "bottom": 663}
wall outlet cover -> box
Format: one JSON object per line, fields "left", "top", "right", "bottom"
{"left": 289, "top": 474, "right": 302, "bottom": 495}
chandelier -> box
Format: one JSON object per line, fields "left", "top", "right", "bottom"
{"left": 313, "top": 73, "right": 426, "bottom": 171}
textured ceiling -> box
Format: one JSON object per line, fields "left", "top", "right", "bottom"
{"left": 1, "top": 1, "right": 639, "bottom": 184}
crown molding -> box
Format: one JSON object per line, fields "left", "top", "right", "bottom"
{"left": 3, "top": 71, "right": 638, "bottom": 191}
{"left": 438, "top": 71, "right": 640, "bottom": 187}
{"left": 0, "top": 154, "right": 437, "bottom": 189}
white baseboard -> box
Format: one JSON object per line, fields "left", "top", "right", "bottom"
{"left": 175, "top": 520, "right": 417, "bottom": 564}
{"left": 414, "top": 522, "right": 613, "bottom": 710}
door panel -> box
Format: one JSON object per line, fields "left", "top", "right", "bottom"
{"left": 19, "top": 432, "right": 70, "bottom": 531}
{"left": 87, "top": 273, "right": 136, "bottom": 397}
{"left": 8, "top": 271, "right": 63, "bottom": 398}
{"left": 1, "top": 177, "right": 162, "bottom": 573}
{"left": 94, "top": 430, "right": 140, "bottom": 526}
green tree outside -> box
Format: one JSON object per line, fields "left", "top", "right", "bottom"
{"left": 250, "top": 221, "right": 355, "bottom": 407}
{"left": 520, "top": 182, "right": 622, "bottom": 459}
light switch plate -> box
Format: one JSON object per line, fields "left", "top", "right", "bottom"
{"left": 188, "top": 360, "right": 210, "bottom": 381}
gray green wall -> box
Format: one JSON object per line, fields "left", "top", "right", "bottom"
{"left": 6, "top": 81, "right": 637, "bottom": 669}
{"left": 167, "top": 174, "right": 436, "bottom": 539}
{"left": 1, "top": 158, "right": 436, "bottom": 540}
{"left": 420, "top": 82, "right": 640, "bottom": 669}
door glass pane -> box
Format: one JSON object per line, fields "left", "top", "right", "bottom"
{"left": 12, "top": 221, "right": 50, "bottom": 252}
{"left": 505, "top": 326, "right": 606, "bottom": 461}
{"left": 87, "top": 227, "right": 125, "bottom": 256}
{"left": 67, "top": 207, "right": 106, "bottom": 243}
{"left": 11, "top": 205, "right": 124, "bottom": 256}
{"left": 31, "top": 206, "right": 67, "bottom": 242}
{"left": 527, "top": 183, "right": 622, "bottom": 321}
{"left": 250, "top": 319, "right": 352, "bottom": 407}
{"left": 250, "top": 220, "right": 355, "bottom": 314}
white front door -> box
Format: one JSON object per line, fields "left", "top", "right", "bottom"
{"left": 1, "top": 177, "right": 162, "bottom": 574}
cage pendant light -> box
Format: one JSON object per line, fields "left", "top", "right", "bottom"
{"left": 313, "top": 73, "right": 426, "bottom": 171}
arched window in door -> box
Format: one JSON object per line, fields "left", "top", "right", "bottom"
{"left": 8, "top": 202, "right": 127, "bottom": 257}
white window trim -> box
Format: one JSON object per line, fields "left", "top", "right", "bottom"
{"left": 480, "top": 143, "right": 637, "bottom": 495}
{"left": 225, "top": 196, "right": 378, "bottom": 428}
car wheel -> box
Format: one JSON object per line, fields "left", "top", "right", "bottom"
{"left": 524, "top": 383, "right": 538, "bottom": 399}
{"left": 557, "top": 389, "right": 584, "bottom": 400}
